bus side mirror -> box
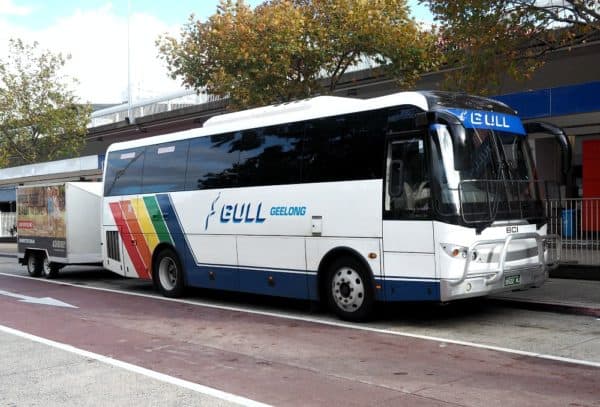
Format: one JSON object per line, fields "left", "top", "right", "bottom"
{"left": 450, "top": 124, "right": 470, "bottom": 171}
{"left": 523, "top": 122, "right": 571, "bottom": 182}
{"left": 430, "top": 123, "right": 470, "bottom": 172}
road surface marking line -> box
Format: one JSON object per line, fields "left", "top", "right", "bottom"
{"left": 0, "top": 324, "right": 271, "bottom": 407}
{"left": 2, "top": 272, "right": 599, "bottom": 369}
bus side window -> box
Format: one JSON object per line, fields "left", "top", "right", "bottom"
{"left": 237, "top": 125, "right": 303, "bottom": 187}
{"left": 104, "top": 147, "right": 145, "bottom": 196}
{"left": 141, "top": 141, "right": 189, "bottom": 193}
{"left": 302, "top": 111, "right": 384, "bottom": 183}
{"left": 385, "top": 138, "right": 430, "bottom": 219}
{"left": 185, "top": 133, "right": 240, "bottom": 190}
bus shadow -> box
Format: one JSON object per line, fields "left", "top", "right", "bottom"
{"left": 40, "top": 266, "right": 501, "bottom": 324}
{"left": 375, "top": 298, "right": 503, "bottom": 325}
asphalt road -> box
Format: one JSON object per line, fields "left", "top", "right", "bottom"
{"left": 0, "top": 257, "right": 599, "bottom": 406}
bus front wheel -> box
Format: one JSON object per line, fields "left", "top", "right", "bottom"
{"left": 153, "top": 248, "right": 185, "bottom": 298}
{"left": 327, "top": 257, "right": 374, "bottom": 322}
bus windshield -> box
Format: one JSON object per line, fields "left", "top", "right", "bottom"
{"left": 429, "top": 123, "right": 544, "bottom": 225}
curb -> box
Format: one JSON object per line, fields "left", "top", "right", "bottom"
{"left": 0, "top": 253, "right": 16, "bottom": 258}
{"left": 489, "top": 298, "right": 600, "bottom": 318}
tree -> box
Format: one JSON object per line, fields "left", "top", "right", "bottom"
{"left": 0, "top": 39, "right": 91, "bottom": 167}
{"left": 422, "top": 0, "right": 600, "bottom": 95}
{"left": 157, "top": 0, "right": 439, "bottom": 109}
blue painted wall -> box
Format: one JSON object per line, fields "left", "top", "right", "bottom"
{"left": 494, "top": 81, "right": 600, "bottom": 120}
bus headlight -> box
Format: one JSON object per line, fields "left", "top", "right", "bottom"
{"left": 441, "top": 244, "right": 468, "bottom": 258}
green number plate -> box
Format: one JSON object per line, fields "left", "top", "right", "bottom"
{"left": 504, "top": 274, "right": 521, "bottom": 287}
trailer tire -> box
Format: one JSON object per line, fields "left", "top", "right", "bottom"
{"left": 153, "top": 248, "right": 185, "bottom": 298}
{"left": 327, "top": 256, "right": 375, "bottom": 322}
{"left": 26, "top": 252, "right": 42, "bottom": 277}
{"left": 42, "top": 256, "right": 60, "bottom": 279}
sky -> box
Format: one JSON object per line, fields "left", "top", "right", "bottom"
{"left": 0, "top": 0, "right": 434, "bottom": 105}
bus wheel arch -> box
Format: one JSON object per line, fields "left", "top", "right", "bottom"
{"left": 318, "top": 247, "right": 376, "bottom": 322}
{"left": 151, "top": 244, "right": 185, "bottom": 298}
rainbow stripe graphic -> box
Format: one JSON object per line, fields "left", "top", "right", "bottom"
{"left": 109, "top": 196, "right": 174, "bottom": 280}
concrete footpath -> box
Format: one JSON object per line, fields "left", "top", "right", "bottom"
{"left": 1, "top": 242, "right": 598, "bottom": 318}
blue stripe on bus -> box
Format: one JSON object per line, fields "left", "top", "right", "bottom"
{"left": 156, "top": 194, "right": 197, "bottom": 286}
{"left": 375, "top": 278, "right": 441, "bottom": 301}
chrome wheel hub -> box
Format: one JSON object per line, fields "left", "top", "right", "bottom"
{"left": 158, "top": 257, "right": 178, "bottom": 290}
{"left": 331, "top": 266, "right": 365, "bottom": 312}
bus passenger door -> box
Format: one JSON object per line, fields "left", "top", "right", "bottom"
{"left": 382, "top": 134, "right": 438, "bottom": 301}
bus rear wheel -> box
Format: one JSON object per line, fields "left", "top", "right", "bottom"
{"left": 26, "top": 252, "right": 42, "bottom": 277}
{"left": 327, "top": 257, "right": 374, "bottom": 322}
{"left": 153, "top": 248, "right": 185, "bottom": 298}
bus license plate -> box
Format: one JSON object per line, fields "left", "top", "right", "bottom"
{"left": 504, "top": 275, "right": 521, "bottom": 287}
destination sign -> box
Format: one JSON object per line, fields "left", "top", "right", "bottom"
{"left": 444, "top": 108, "right": 526, "bottom": 135}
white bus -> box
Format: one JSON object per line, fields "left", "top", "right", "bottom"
{"left": 101, "top": 91, "right": 561, "bottom": 321}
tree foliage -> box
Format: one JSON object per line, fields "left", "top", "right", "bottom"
{"left": 158, "top": 0, "right": 439, "bottom": 108}
{"left": 0, "top": 39, "right": 91, "bottom": 167}
{"left": 423, "top": 0, "right": 600, "bottom": 95}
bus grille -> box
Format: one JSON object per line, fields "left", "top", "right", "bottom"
{"left": 106, "top": 231, "right": 120, "bottom": 261}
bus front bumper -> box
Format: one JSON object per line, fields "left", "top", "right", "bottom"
{"left": 439, "top": 232, "right": 559, "bottom": 302}
{"left": 439, "top": 265, "right": 548, "bottom": 302}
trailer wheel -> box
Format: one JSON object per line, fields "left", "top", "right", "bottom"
{"left": 42, "top": 256, "right": 60, "bottom": 279}
{"left": 153, "top": 248, "right": 185, "bottom": 298}
{"left": 26, "top": 252, "right": 42, "bottom": 277}
{"left": 327, "top": 256, "right": 375, "bottom": 322}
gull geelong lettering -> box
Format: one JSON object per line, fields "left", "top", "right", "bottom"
{"left": 220, "top": 203, "right": 266, "bottom": 224}
{"left": 270, "top": 206, "right": 307, "bottom": 216}
{"left": 205, "top": 194, "right": 308, "bottom": 230}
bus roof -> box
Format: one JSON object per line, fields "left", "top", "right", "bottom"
{"left": 104, "top": 91, "right": 512, "bottom": 154}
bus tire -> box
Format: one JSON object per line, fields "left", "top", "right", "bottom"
{"left": 153, "top": 248, "right": 185, "bottom": 298}
{"left": 327, "top": 256, "right": 375, "bottom": 322}
{"left": 42, "top": 256, "right": 60, "bottom": 279}
{"left": 26, "top": 252, "right": 42, "bottom": 277}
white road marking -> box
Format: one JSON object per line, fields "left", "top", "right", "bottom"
{"left": 0, "top": 324, "right": 271, "bottom": 407}
{"left": 2, "top": 272, "right": 600, "bottom": 369}
{"left": 0, "top": 288, "right": 78, "bottom": 308}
